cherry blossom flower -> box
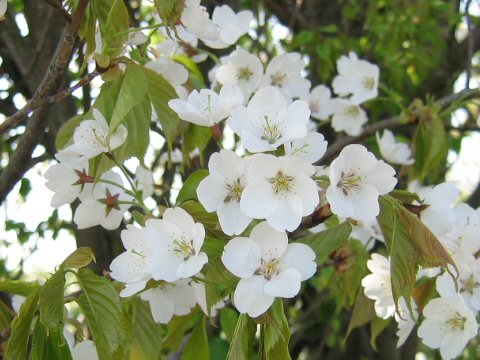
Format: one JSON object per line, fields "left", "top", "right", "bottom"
{"left": 146, "top": 58, "right": 189, "bottom": 86}
{"left": 145, "top": 207, "right": 208, "bottom": 282}
{"left": 261, "top": 53, "right": 311, "bottom": 99}
{"left": 416, "top": 182, "right": 459, "bottom": 237}
{"left": 156, "top": 26, "right": 208, "bottom": 63}
{"left": 60, "top": 109, "right": 127, "bottom": 163}
{"left": 168, "top": 85, "right": 243, "bottom": 127}
{"left": 134, "top": 165, "right": 154, "bottom": 199}
{"left": 240, "top": 154, "right": 319, "bottom": 232}
{"left": 0, "top": 0, "right": 7, "bottom": 19}
{"left": 181, "top": 0, "right": 218, "bottom": 41}
{"left": 350, "top": 219, "right": 384, "bottom": 251}
{"left": 361, "top": 253, "right": 396, "bottom": 319}
{"left": 332, "top": 52, "right": 380, "bottom": 104}
{"left": 328, "top": 98, "right": 368, "bottom": 136}
{"left": 221, "top": 221, "right": 316, "bottom": 317}
{"left": 306, "top": 85, "right": 334, "bottom": 121}
{"left": 110, "top": 224, "right": 152, "bottom": 297}
{"left": 73, "top": 171, "right": 132, "bottom": 230}
{"left": 417, "top": 294, "right": 478, "bottom": 360}
{"left": 216, "top": 48, "right": 263, "bottom": 99}
{"left": 191, "top": 279, "right": 226, "bottom": 316}
{"left": 228, "top": 86, "right": 310, "bottom": 153}
{"left": 202, "top": 6, "right": 253, "bottom": 49}
{"left": 45, "top": 159, "right": 94, "bottom": 208}
{"left": 441, "top": 223, "right": 480, "bottom": 255}
{"left": 196, "top": 149, "right": 251, "bottom": 236}
{"left": 326, "top": 144, "right": 397, "bottom": 221}
{"left": 284, "top": 132, "right": 328, "bottom": 164}
{"left": 436, "top": 252, "right": 480, "bottom": 312}
{"left": 376, "top": 130, "right": 414, "bottom": 165}
{"left": 140, "top": 280, "right": 197, "bottom": 324}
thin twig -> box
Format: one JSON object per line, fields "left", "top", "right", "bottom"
{"left": 42, "top": 0, "right": 72, "bottom": 22}
{"left": 0, "top": 0, "right": 89, "bottom": 135}
{"left": 465, "top": 0, "right": 474, "bottom": 89}
{"left": 46, "top": 70, "right": 101, "bottom": 104}
{"left": 319, "top": 88, "right": 480, "bottom": 165}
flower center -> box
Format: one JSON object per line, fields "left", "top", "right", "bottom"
{"left": 461, "top": 275, "right": 479, "bottom": 294}
{"left": 345, "top": 105, "right": 360, "bottom": 117}
{"left": 337, "top": 171, "right": 362, "bottom": 195}
{"left": 238, "top": 67, "right": 253, "bottom": 80}
{"left": 309, "top": 100, "right": 319, "bottom": 113}
{"left": 446, "top": 313, "right": 466, "bottom": 331}
{"left": 261, "top": 116, "right": 282, "bottom": 144}
{"left": 172, "top": 236, "right": 196, "bottom": 260}
{"left": 74, "top": 169, "right": 95, "bottom": 186}
{"left": 271, "top": 72, "right": 286, "bottom": 86}
{"left": 362, "top": 76, "right": 375, "bottom": 90}
{"left": 224, "top": 178, "right": 243, "bottom": 203}
{"left": 256, "top": 258, "right": 282, "bottom": 280}
{"left": 269, "top": 171, "right": 294, "bottom": 194}
{"left": 99, "top": 188, "right": 121, "bottom": 216}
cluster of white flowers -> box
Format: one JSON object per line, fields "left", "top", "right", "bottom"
{"left": 42, "top": 1, "right": 480, "bottom": 357}
{"left": 361, "top": 182, "right": 480, "bottom": 359}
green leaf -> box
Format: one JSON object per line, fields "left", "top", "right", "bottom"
{"left": 55, "top": 114, "right": 85, "bottom": 150}
{"left": 177, "top": 169, "right": 209, "bottom": 204}
{"left": 202, "top": 258, "right": 237, "bottom": 315}
{"left": 345, "top": 288, "right": 376, "bottom": 340}
{"left": 298, "top": 221, "right": 352, "bottom": 264}
{"left": 94, "top": 0, "right": 130, "bottom": 57}
{"left": 263, "top": 299, "right": 291, "bottom": 360}
{"left": 0, "top": 279, "right": 40, "bottom": 297}
{"left": 377, "top": 195, "right": 456, "bottom": 312}
{"left": 181, "top": 201, "right": 223, "bottom": 237}
{"left": 31, "top": 321, "right": 73, "bottom": 360}
{"left": 389, "top": 189, "right": 422, "bottom": 204}
{"left": 128, "top": 298, "right": 164, "bottom": 360}
{"left": 39, "top": 267, "right": 65, "bottom": 330}
{"left": 109, "top": 64, "right": 148, "bottom": 131}
{"left": 163, "top": 313, "right": 197, "bottom": 351}
{"left": 182, "top": 316, "right": 210, "bottom": 360}
{"left": 62, "top": 247, "right": 96, "bottom": 269}
{"left": 5, "top": 288, "right": 40, "bottom": 359}
{"left": 182, "top": 124, "right": 212, "bottom": 158}
{"left": 154, "top": 0, "right": 185, "bottom": 26}
{"left": 0, "top": 300, "right": 14, "bottom": 332}
{"left": 220, "top": 308, "right": 239, "bottom": 342}
{"left": 75, "top": 268, "right": 124, "bottom": 360}
{"left": 146, "top": 67, "right": 184, "bottom": 146}
{"left": 411, "top": 100, "right": 448, "bottom": 182}
{"left": 370, "top": 317, "right": 390, "bottom": 352}
{"left": 226, "top": 314, "right": 257, "bottom": 360}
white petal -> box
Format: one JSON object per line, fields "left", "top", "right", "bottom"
{"left": 234, "top": 276, "right": 274, "bottom": 317}
{"left": 222, "top": 237, "right": 261, "bottom": 278}
{"left": 281, "top": 243, "right": 317, "bottom": 280}
{"left": 264, "top": 268, "right": 302, "bottom": 298}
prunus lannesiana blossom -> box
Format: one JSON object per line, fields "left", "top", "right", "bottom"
{"left": 3, "top": 1, "right": 480, "bottom": 359}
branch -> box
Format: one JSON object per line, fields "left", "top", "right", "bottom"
{"left": 42, "top": 0, "right": 72, "bottom": 23}
{"left": 46, "top": 70, "right": 101, "bottom": 104}
{"left": 0, "top": 0, "right": 89, "bottom": 135}
{"left": 318, "top": 88, "right": 480, "bottom": 165}
{"left": 0, "top": 0, "right": 90, "bottom": 204}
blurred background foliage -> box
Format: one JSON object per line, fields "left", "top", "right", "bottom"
{"left": 1, "top": 0, "right": 480, "bottom": 358}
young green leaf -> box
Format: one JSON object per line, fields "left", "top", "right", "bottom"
{"left": 377, "top": 195, "right": 456, "bottom": 313}
{"left": 220, "top": 308, "right": 239, "bottom": 342}
{"left": 75, "top": 268, "right": 124, "bottom": 360}
{"left": 55, "top": 114, "right": 85, "bottom": 150}
{"left": 5, "top": 288, "right": 40, "bottom": 359}
{"left": 31, "top": 321, "right": 73, "bottom": 360}
{"left": 182, "top": 316, "right": 210, "bottom": 360}
{"left": 345, "top": 288, "right": 376, "bottom": 340}
{"left": 39, "top": 267, "right": 66, "bottom": 330}
{"left": 226, "top": 314, "right": 257, "bottom": 360}
{"left": 62, "top": 247, "right": 96, "bottom": 269}
{"left": 263, "top": 299, "right": 292, "bottom": 360}
{"left": 176, "top": 169, "right": 209, "bottom": 204}
{"left": 0, "top": 300, "right": 14, "bottom": 332}
{"left": 0, "top": 279, "right": 40, "bottom": 297}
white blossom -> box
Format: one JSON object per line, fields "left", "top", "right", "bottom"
{"left": 73, "top": 171, "right": 132, "bottom": 230}
{"left": 240, "top": 154, "right": 319, "bottom": 232}
{"left": 350, "top": 219, "right": 384, "bottom": 251}
{"left": 417, "top": 294, "right": 478, "bottom": 360}
{"left": 110, "top": 224, "right": 152, "bottom": 297}
{"left": 134, "top": 165, "right": 154, "bottom": 199}
{"left": 191, "top": 279, "right": 226, "bottom": 316}
{"left": 284, "top": 132, "right": 328, "bottom": 164}
{"left": 306, "top": 85, "right": 334, "bottom": 121}
{"left": 196, "top": 149, "right": 251, "bottom": 235}
{"left": 169, "top": 85, "right": 243, "bottom": 127}
{"left": 202, "top": 5, "right": 253, "bottom": 49}
{"left": 140, "top": 280, "right": 197, "bottom": 324}
{"left": 216, "top": 48, "right": 263, "bottom": 99}
{"left": 45, "top": 158, "right": 94, "bottom": 208}
{"left": 156, "top": 26, "right": 207, "bottom": 63}
{"left": 261, "top": 53, "right": 311, "bottom": 99}
{"left": 60, "top": 109, "right": 127, "bottom": 163}
{"left": 326, "top": 144, "right": 397, "bottom": 221}
{"left": 328, "top": 98, "right": 368, "bottom": 136}
{"left": 394, "top": 297, "right": 418, "bottom": 348}
{"left": 228, "top": 86, "right": 310, "bottom": 152}
{"left": 0, "top": 0, "right": 7, "bottom": 20}
{"left": 332, "top": 52, "right": 380, "bottom": 104}
{"left": 376, "top": 130, "right": 414, "bottom": 165}
{"left": 146, "top": 207, "right": 208, "bottom": 282}
{"left": 436, "top": 252, "right": 480, "bottom": 312}
{"left": 146, "top": 58, "right": 189, "bottom": 86}
{"left": 181, "top": 0, "right": 218, "bottom": 41}
{"left": 222, "top": 221, "right": 316, "bottom": 317}
{"left": 361, "top": 253, "right": 396, "bottom": 319}
{"left": 71, "top": 340, "right": 99, "bottom": 360}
